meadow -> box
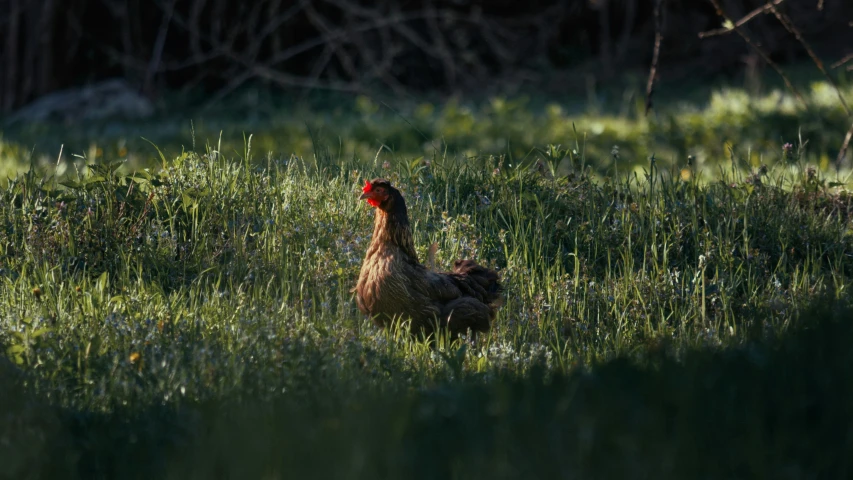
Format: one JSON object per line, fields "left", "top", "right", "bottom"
{"left": 1, "top": 77, "right": 853, "bottom": 478}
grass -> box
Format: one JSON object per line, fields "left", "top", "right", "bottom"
{"left": 1, "top": 115, "right": 852, "bottom": 478}
{"left": 4, "top": 300, "right": 853, "bottom": 479}
{"left": 2, "top": 74, "right": 852, "bottom": 180}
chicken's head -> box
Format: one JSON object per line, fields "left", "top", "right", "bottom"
{"left": 359, "top": 178, "right": 393, "bottom": 208}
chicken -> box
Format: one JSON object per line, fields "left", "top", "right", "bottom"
{"left": 355, "top": 178, "right": 503, "bottom": 340}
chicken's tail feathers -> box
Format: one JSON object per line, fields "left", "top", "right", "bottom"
{"left": 452, "top": 259, "right": 504, "bottom": 307}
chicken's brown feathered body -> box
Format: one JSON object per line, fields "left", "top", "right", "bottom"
{"left": 355, "top": 179, "right": 502, "bottom": 338}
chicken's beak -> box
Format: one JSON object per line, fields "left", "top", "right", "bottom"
{"left": 359, "top": 192, "right": 369, "bottom": 200}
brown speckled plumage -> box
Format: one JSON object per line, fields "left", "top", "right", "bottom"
{"left": 355, "top": 179, "right": 503, "bottom": 339}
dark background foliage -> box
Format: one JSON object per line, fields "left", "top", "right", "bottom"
{"left": 1, "top": 0, "right": 852, "bottom": 112}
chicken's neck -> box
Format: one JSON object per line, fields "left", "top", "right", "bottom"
{"left": 368, "top": 201, "right": 419, "bottom": 263}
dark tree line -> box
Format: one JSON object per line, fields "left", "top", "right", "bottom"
{"left": 1, "top": 0, "right": 851, "bottom": 113}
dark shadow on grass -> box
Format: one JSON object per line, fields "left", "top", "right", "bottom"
{"left": 2, "top": 297, "right": 852, "bottom": 479}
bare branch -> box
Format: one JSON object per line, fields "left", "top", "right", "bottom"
{"left": 766, "top": 2, "right": 849, "bottom": 116}
{"left": 301, "top": 0, "right": 361, "bottom": 86}
{"left": 645, "top": 0, "right": 665, "bottom": 116}
{"left": 245, "top": 1, "right": 302, "bottom": 59}
{"left": 424, "top": 3, "right": 461, "bottom": 88}
{"left": 840, "top": 122, "right": 853, "bottom": 167}
{"left": 704, "top": 0, "right": 806, "bottom": 107}
{"left": 101, "top": 44, "right": 224, "bottom": 73}
{"left": 143, "top": 0, "right": 176, "bottom": 95}
{"left": 832, "top": 53, "right": 853, "bottom": 69}
{"left": 698, "top": 0, "right": 785, "bottom": 39}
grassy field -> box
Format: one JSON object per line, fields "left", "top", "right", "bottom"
{"left": 3, "top": 74, "right": 852, "bottom": 179}
{"left": 1, "top": 79, "right": 853, "bottom": 478}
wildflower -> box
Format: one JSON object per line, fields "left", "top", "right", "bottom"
{"left": 782, "top": 143, "right": 795, "bottom": 162}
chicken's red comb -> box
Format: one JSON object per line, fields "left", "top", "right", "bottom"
{"left": 362, "top": 180, "right": 373, "bottom": 193}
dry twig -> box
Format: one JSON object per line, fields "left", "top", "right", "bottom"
{"left": 144, "top": 0, "right": 176, "bottom": 95}
{"left": 704, "top": 0, "right": 806, "bottom": 107}
{"left": 765, "top": 2, "right": 850, "bottom": 116}
{"left": 698, "top": 0, "right": 785, "bottom": 38}
{"left": 645, "top": 0, "right": 665, "bottom": 116}
{"left": 840, "top": 123, "right": 853, "bottom": 166}
{"left": 832, "top": 53, "right": 853, "bottom": 69}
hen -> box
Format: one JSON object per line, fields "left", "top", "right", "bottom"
{"left": 355, "top": 178, "right": 503, "bottom": 340}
